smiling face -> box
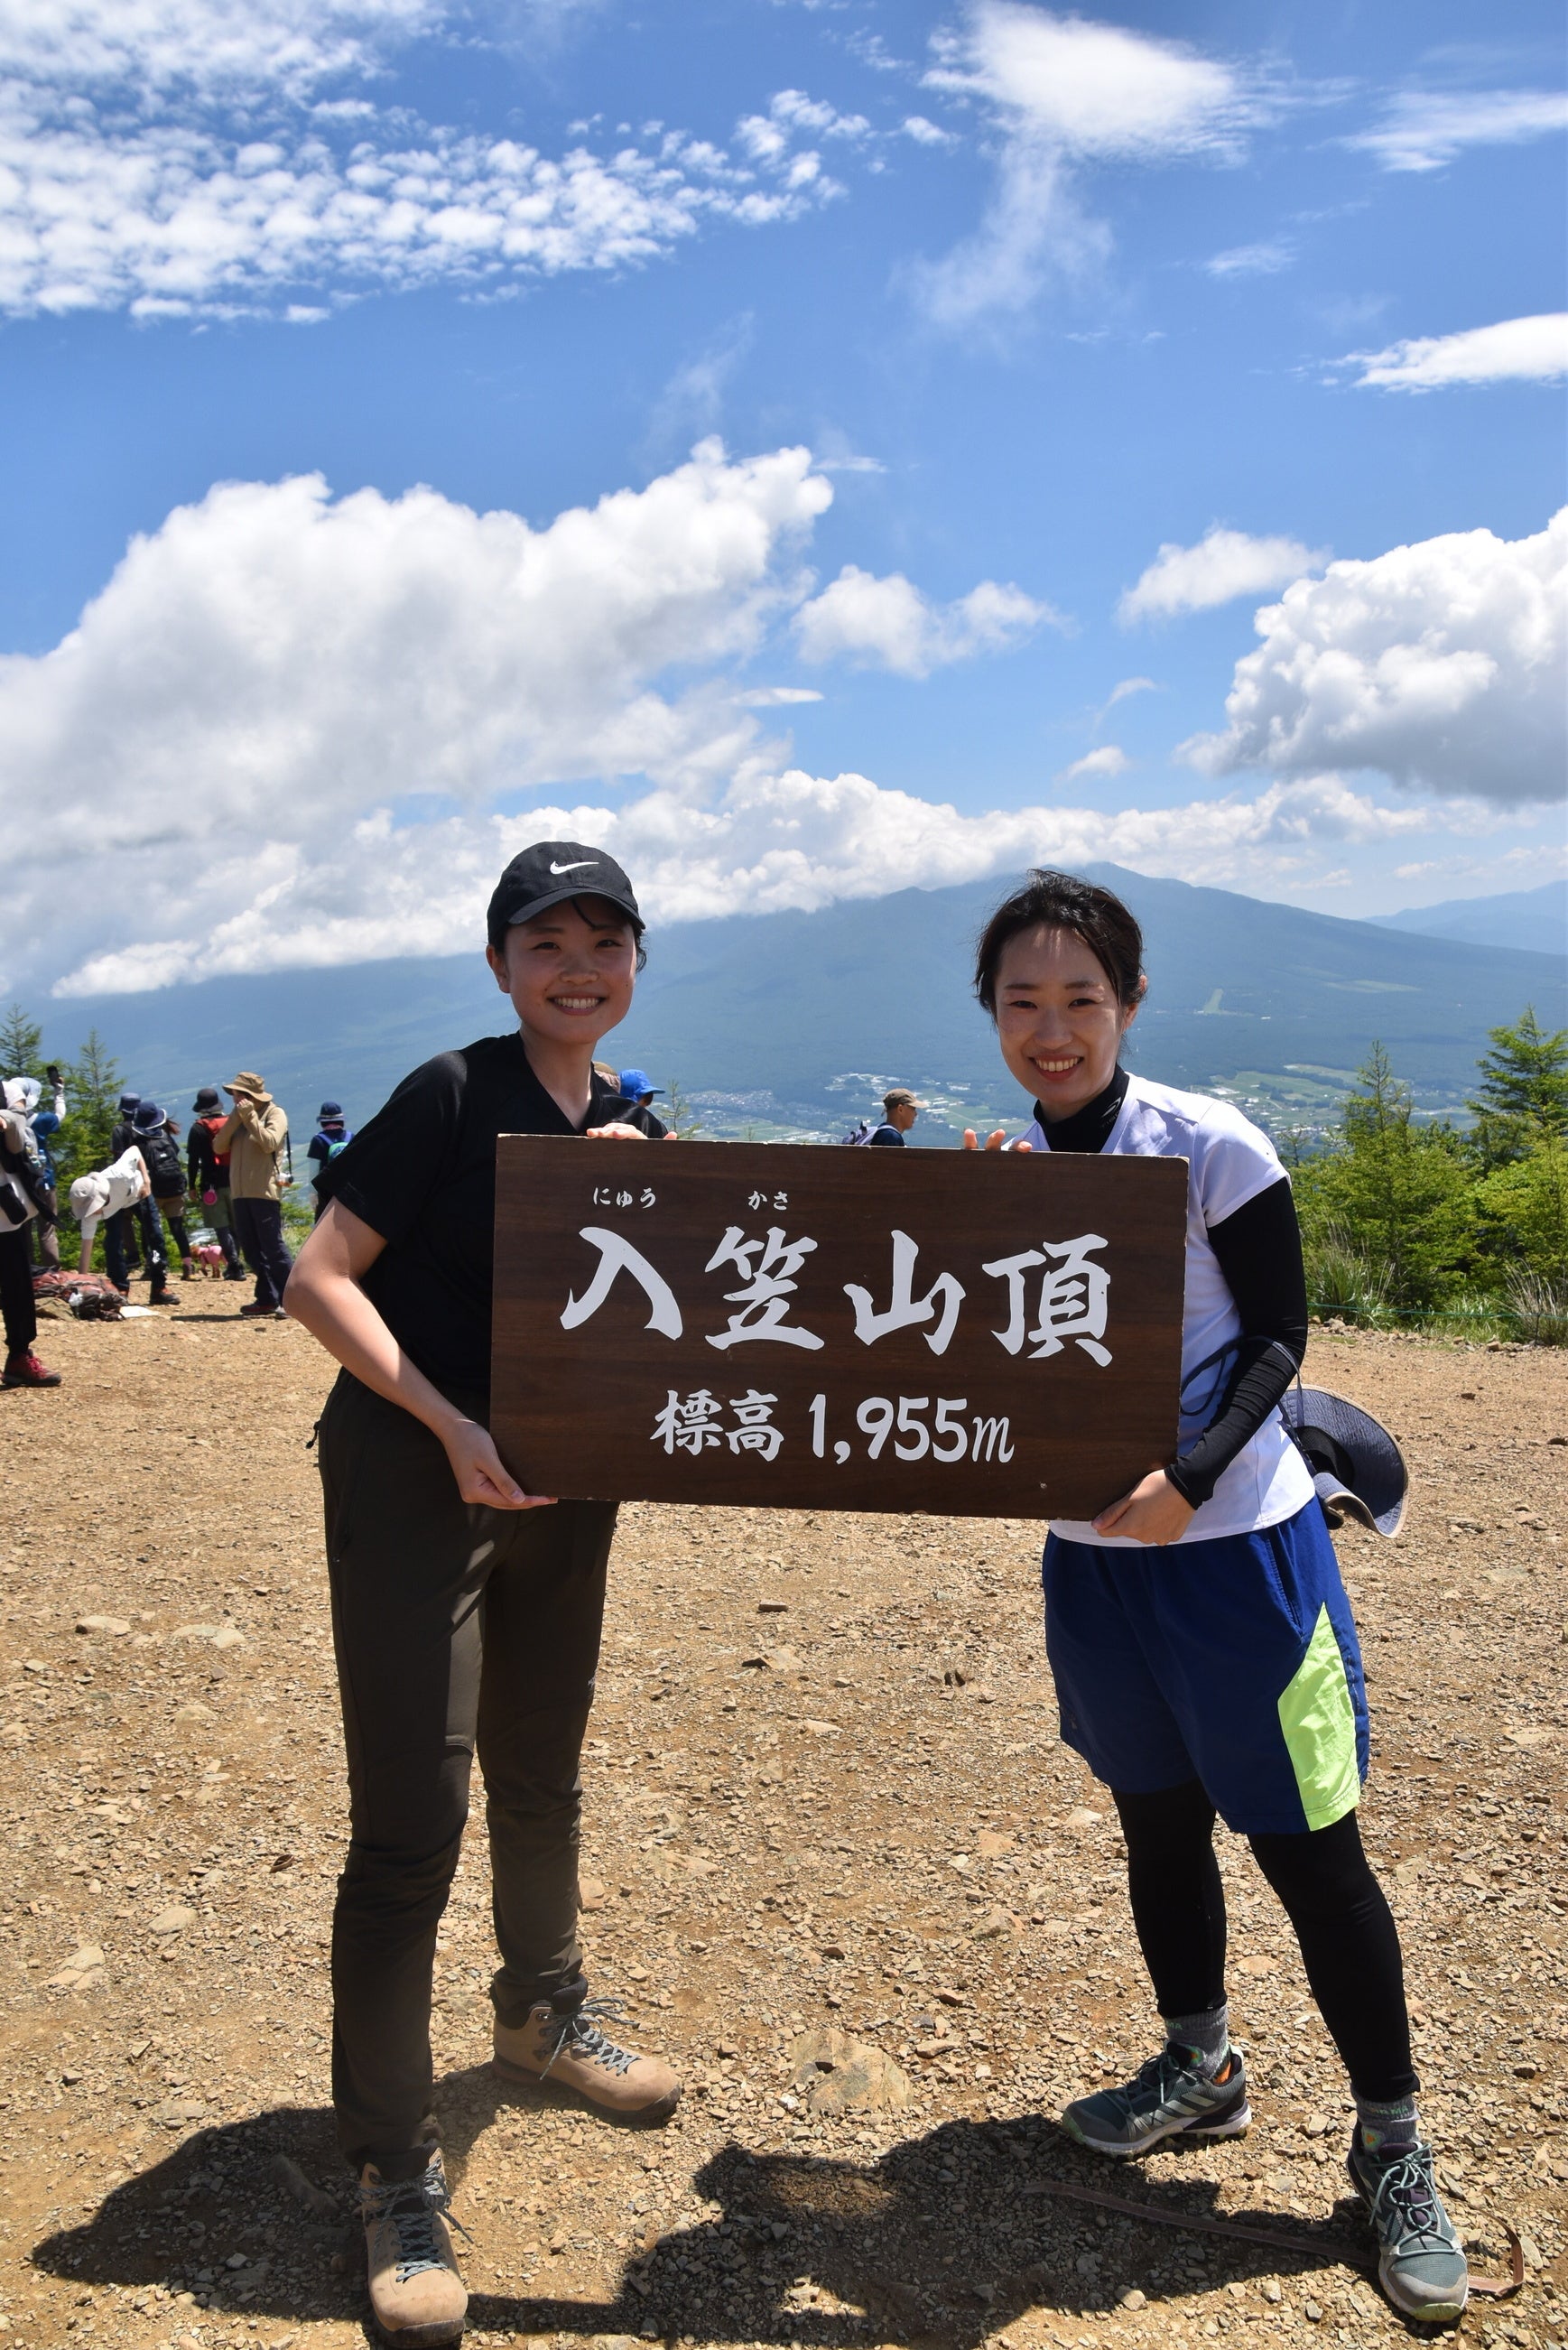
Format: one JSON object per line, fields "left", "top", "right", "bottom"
{"left": 992, "top": 921, "right": 1141, "bottom": 1120}
{"left": 486, "top": 894, "right": 638, "bottom": 1054}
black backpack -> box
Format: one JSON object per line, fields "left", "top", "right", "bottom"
{"left": 141, "top": 1129, "right": 184, "bottom": 1198}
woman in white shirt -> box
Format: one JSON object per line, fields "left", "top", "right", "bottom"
{"left": 967, "top": 868, "right": 1465, "bottom": 2326}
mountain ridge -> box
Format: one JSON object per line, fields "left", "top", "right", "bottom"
{"left": 23, "top": 866, "right": 1565, "bottom": 1147}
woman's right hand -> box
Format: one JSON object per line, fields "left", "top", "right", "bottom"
{"left": 961, "top": 1129, "right": 1034, "bottom": 1152}
{"left": 440, "top": 1418, "right": 557, "bottom": 1510}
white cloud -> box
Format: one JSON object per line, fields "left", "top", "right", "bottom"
{"left": 1342, "top": 313, "right": 1568, "bottom": 391}
{"left": 1204, "top": 237, "right": 1293, "bottom": 278}
{"left": 1099, "top": 674, "right": 1156, "bottom": 714}
{"left": 1056, "top": 745, "right": 1128, "bottom": 783}
{"left": 901, "top": 114, "right": 955, "bottom": 147}
{"left": 0, "top": 0, "right": 864, "bottom": 315}
{"left": 915, "top": 2, "right": 1262, "bottom": 325}
{"left": 1346, "top": 88, "right": 1568, "bottom": 173}
{"left": 1182, "top": 508, "right": 1567, "bottom": 805}
{"left": 1118, "top": 526, "right": 1325, "bottom": 623}
{"left": 793, "top": 564, "right": 1058, "bottom": 675}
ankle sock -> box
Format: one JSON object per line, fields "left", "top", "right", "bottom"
{"left": 1163, "top": 2002, "right": 1229, "bottom": 2077}
{"left": 1355, "top": 2094, "right": 1419, "bottom": 2158}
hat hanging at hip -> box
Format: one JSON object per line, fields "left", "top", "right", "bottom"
{"left": 1280, "top": 1385, "right": 1407, "bottom": 1538}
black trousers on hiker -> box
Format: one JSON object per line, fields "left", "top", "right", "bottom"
{"left": 317, "top": 1370, "right": 616, "bottom": 2175}
{"left": 232, "top": 1197, "right": 293, "bottom": 1310}
{"left": 0, "top": 1227, "right": 37, "bottom": 1357}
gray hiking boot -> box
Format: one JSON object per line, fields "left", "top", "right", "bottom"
{"left": 1347, "top": 2132, "right": 1469, "bottom": 2324}
{"left": 1062, "top": 2042, "right": 1249, "bottom": 2157}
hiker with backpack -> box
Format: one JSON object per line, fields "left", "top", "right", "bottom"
{"left": 187, "top": 1088, "right": 246, "bottom": 1279}
{"left": 106, "top": 1090, "right": 144, "bottom": 1289}
{"left": 841, "top": 1086, "right": 924, "bottom": 1147}
{"left": 214, "top": 1072, "right": 293, "bottom": 1319}
{"left": 70, "top": 1139, "right": 153, "bottom": 1277}
{"left": 124, "top": 1104, "right": 179, "bottom": 1303}
{"left": 307, "top": 1101, "right": 354, "bottom": 1211}
{"left": 133, "top": 1101, "right": 195, "bottom": 1282}
{"left": 0, "top": 1082, "right": 62, "bottom": 1388}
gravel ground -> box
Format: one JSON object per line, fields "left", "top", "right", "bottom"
{"left": 0, "top": 1305, "right": 1564, "bottom": 2350}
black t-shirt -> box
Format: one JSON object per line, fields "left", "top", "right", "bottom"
{"left": 316, "top": 1034, "right": 623, "bottom": 1403}
{"left": 868, "top": 1121, "right": 905, "bottom": 1147}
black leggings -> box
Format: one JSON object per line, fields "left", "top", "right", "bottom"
{"left": 1113, "top": 1779, "right": 1416, "bottom": 2104}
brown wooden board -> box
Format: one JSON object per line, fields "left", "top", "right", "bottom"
{"left": 491, "top": 1138, "right": 1188, "bottom": 1519}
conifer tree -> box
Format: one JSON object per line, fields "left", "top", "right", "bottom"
{"left": 1468, "top": 1006, "right": 1568, "bottom": 1168}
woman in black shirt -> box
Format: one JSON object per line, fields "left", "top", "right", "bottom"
{"left": 287, "top": 842, "right": 675, "bottom": 2347}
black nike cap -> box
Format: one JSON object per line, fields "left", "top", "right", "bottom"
{"left": 486, "top": 841, "right": 641, "bottom": 949}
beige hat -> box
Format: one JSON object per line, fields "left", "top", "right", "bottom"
{"left": 223, "top": 1071, "right": 270, "bottom": 1101}
{"left": 883, "top": 1086, "right": 924, "bottom": 1110}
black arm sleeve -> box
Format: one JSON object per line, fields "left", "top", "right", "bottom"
{"left": 1164, "top": 1176, "right": 1309, "bottom": 1509}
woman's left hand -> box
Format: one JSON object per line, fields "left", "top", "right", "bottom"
{"left": 585, "top": 1121, "right": 647, "bottom": 1139}
{"left": 1092, "top": 1468, "right": 1195, "bottom": 1546}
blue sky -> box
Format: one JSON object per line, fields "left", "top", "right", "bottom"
{"left": 3, "top": 0, "right": 1564, "bottom": 998}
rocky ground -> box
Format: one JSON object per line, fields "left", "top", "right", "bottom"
{"left": 0, "top": 1306, "right": 1564, "bottom": 2350}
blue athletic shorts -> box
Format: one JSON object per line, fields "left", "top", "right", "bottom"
{"left": 1043, "top": 1500, "right": 1369, "bottom": 1837}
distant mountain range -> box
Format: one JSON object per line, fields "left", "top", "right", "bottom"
{"left": 1367, "top": 879, "right": 1564, "bottom": 959}
{"left": 23, "top": 866, "right": 1566, "bottom": 1148}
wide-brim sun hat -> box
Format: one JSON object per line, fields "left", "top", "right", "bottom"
{"left": 1280, "top": 1385, "right": 1407, "bottom": 1538}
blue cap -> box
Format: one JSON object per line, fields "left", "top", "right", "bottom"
{"left": 319, "top": 1101, "right": 343, "bottom": 1119}
{"left": 617, "top": 1069, "right": 663, "bottom": 1100}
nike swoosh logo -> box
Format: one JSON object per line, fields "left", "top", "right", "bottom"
{"left": 549, "top": 859, "right": 598, "bottom": 874}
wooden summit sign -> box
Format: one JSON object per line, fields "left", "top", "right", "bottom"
{"left": 491, "top": 1138, "right": 1188, "bottom": 1521}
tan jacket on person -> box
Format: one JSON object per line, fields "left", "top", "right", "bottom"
{"left": 215, "top": 1096, "right": 290, "bottom": 1201}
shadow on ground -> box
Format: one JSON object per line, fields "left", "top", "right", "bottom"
{"left": 32, "top": 2063, "right": 1372, "bottom": 2343}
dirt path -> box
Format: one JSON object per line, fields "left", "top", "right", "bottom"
{"left": 1, "top": 1308, "right": 1564, "bottom": 2349}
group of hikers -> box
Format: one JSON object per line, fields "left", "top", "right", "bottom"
{"left": 9, "top": 841, "right": 1471, "bottom": 2345}
{"left": 0, "top": 1076, "right": 353, "bottom": 1386}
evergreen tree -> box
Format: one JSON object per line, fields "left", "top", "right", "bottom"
{"left": 0, "top": 1003, "right": 43, "bottom": 1082}
{"left": 663, "top": 1075, "right": 703, "bottom": 1139}
{"left": 1477, "top": 1128, "right": 1568, "bottom": 1284}
{"left": 1315, "top": 1042, "right": 1474, "bottom": 1311}
{"left": 1467, "top": 1005, "right": 1568, "bottom": 1168}
{"left": 57, "top": 1030, "right": 123, "bottom": 1191}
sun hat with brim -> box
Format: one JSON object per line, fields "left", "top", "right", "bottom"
{"left": 192, "top": 1086, "right": 222, "bottom": 1112}
{"left": 131, "top": 1101, "right": 168, "bottom": 1134}
{"left": 223, "top": 1071, "right": 269, "bottom": 1098}
{"left": 1280, "top": 1385, "right": 1407, "bottom": 1538}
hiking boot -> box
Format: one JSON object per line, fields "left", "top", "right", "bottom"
{"left": 180, "top": 1257, "right": 196, "bottom": 1280}
{"left": 2, "top": 1351, "right": 62, "bottom": 1389}
{"left": 238, "top": 1299, "right": 277, "bottom": 1316}
{"left": 1348, "top": 2132, "right": 1468, "bottom": 2323}
{"left": 359, "top": 2147, "right": 468, "bottom": 2346}
{"left": 1062, "top": 2043, "right": 1249, "bottom": 2157}
{"left": 148, "top": 1286, "right": 176, "bottom": 1306}
{"left": 222, "top": 1265, "right": 247, "bottom": 1281}
{"left": 494, "top": 1994, "right": 681, "bottom": 2121}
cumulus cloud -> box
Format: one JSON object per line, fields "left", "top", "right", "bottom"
{"left": 49, "top": 770, "right": 1484, "bottom": 999}
{"left": 1342, "top": 313, "right": 1568, "bottom": 392}
{"left": 914, "top": 2, "right": 1262, "bottom": 325}
{"left": 793, "top": 565, "right": 1059, "bottom": 675}
{"left": 0, "top": 0, "right": 866, "bottom": 314}
{"left": 1057, "top": 745, "right": 1129, "bottom": 783}
{"left": 1346, "top": 88, "right": 1568, "bottom": 174}
{"left": 1182, "top": 509, "right": 1566, "bottom": 804}
{"left": 1118, "top": 526, "right": 1325, "bottom": 624}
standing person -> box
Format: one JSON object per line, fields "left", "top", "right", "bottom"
{"left": 2, "top": 1070, "right": 68, "bottom": 1270}
{"left": 869, "top": 1086, "right": 922, "bottom": 1146}
{"left": 215, "top": 1073, "right": 292, "bottom": 1318}
{"left": 613, "top": 1069, "right": 669, "bottom": 1139}
{"left": 964, "top": 868, "right": 1467, "bottom": 2327}
{"left": 285, "top": 841, "right": 680, "bottom": 2347}
{"left": 187, "top": 1089, "right": 246, "bottom": 1278}
{"left": 125, "top": 1105, "right": 177, "bottom": 1305}
{"left": 0, "top": 1089, "right": 60, "bottom": 1389}
{"left": 133, "top": 1101, "right": 195, "bottom": 1280}
{"left": 307, "top": 1101, "right": 354, "bottom": 1210}
{"left": 107, "top": 1090, "right": 144, "bottom": 1287}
